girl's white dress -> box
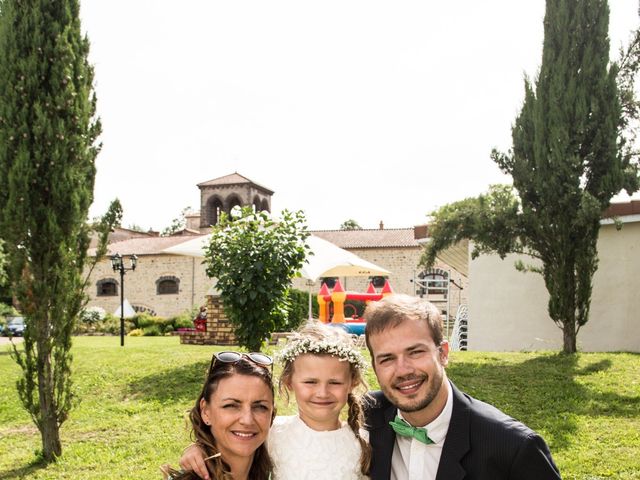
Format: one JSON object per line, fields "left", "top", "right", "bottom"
{"left": 268, "top": 415, "right": 369, "bottom": 480}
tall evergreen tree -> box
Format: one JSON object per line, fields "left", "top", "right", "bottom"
{"left": 423, "top": 0, "right": 639, "bottom": 353}
{"left": 0, "top": 0, "right": 101, "bottom": 460}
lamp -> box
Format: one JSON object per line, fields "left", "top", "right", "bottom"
{"left": 110, "top": 253, "right": 139, "bottom": 347}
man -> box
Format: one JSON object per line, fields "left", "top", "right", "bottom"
{"left": 364, "top": 294, "right": 561, "bottom": 480}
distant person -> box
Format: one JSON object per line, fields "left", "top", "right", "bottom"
{"left": 180, "top": 322, "right": 371, "bottom": 479}
{"left": 163, "top": 351, "right": 275, "bottom": 480}
{"left": 363, "top": 294, "right": 561, "bottom": 480}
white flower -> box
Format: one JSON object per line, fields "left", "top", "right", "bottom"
{"left": 278, "top": 337, "right": 368, "bottom": 371}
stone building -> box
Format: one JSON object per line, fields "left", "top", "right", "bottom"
{"left": 85, "top": 172, "right": 468, "bottom": 327}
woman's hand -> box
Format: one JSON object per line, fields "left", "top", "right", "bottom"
{"left": 179, "top": 444, "right": 210, "bottom": 480}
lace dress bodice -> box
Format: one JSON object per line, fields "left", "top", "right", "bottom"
{"left": 268, "top": 415, "right": 369, "bottom": 480}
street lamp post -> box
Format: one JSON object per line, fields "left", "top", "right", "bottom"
{"left": 111, "top": 253, "right": 138, "bottom": 347}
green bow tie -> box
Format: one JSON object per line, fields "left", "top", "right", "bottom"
{"left": 389, "top": 416, "right": 434, "bottom": 445}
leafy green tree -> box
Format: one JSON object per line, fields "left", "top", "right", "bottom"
{"left": 0, "top": 239, "right": 9, "bottom": 305}
{"left": 204, "top": 207, "right": 310, "bottom": 351}
{"left": 162, "top": 206, "right": 192, "bottom": 236}
{"left": 422, "top": 0, "right": 640, "bottom": 354}
{"left": 339, "top": 219, "right": 363, "bottom": 230}
{"left": 0, "top": 0, "right": 104, "bottom": 460}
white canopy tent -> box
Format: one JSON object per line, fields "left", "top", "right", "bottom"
{"left": 162, "top": 234, "right": 390, "bottom": 280}
{"left": 113, "top": 298, "right": 136, "bottom": 319}
{"left": 162, "top": 234, "right": 391, "bottom": 318}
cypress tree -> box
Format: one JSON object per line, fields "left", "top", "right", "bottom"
{"left": 423, "top": 0, "right": 639, "bottom": 353}
{"left": 0, "top": 0, "right": 101, "bottom": 460}
{"left": 498, "top": 0, "right": 634, "bottom": 353}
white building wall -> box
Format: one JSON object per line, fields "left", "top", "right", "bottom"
{"left": 468, "top": 221, "right": 640, "bottom": 352}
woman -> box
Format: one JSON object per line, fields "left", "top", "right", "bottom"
{"left": 164, "top": 351, "right": 276, "bottom": 480}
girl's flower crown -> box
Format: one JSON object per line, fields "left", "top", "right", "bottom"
{"left": 278, "top": 336, "right": 368, "bottom": 371}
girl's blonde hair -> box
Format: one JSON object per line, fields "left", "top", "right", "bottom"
{"left": 278, "top": 321, "right": 371, "bottom": 476}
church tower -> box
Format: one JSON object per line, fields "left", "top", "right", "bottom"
{"left": 197, "top": 172, "right": 273, "bottom": 228}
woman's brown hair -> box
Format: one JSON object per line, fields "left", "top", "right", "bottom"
{"left": 168, "top": 357, "right": 275, "bottom": 480}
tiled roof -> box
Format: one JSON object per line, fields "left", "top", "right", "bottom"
{"left": 197, "top": 172, "right": 274, "bottom": 194}
{"left": 88, "top": 227, "right": 157, "bottom": 248}
{"left": 89, "top": 228, "right": 422, "bottom": 257}
{"left": 310, "top": 228, "right": 421, "bottom": 249}
{"left": 88, "top": 235, "right": 202, "bottom": 257}
{"left": 603, "top": 200, "right": 640, "bottom": 218}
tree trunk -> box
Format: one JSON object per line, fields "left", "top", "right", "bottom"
{"left": 38, "top": 338, "right": 61, "bottom": 461}
{"left": 40, "top": 408, "right": 62, "bottom": 461}
{"left": 562, "top": 320, "right": 577, "bottom": 354}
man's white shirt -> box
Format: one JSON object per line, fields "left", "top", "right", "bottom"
{"left": 390, "top": 381, "right": 453, "bottom": 480}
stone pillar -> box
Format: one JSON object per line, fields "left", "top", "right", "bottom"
{"left": 178, "top": 294, "right": 237, "bottom": 345}
{"left": 206, "top": 295, "right": 237, "bottom": 345}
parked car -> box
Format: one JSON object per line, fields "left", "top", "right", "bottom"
{"left": 6, "top": 316, "right": 25, "bottom": 336}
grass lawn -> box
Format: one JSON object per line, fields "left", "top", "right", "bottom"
{"left": 0, "top": 336, "right": 638, "bottom": 479}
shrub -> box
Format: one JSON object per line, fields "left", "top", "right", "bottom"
{"left": 79, "top": 306, "right": 106, "bottom": 324}
{"left": 128, "top": 328, "right": 144, "bottom": 337}
{"left": 0, "top": 302, "right": 18, "bottom": 319}
{"left": 280, "top": 288, "right": 313, "bottom": 332}
{"left": 170, "top": 311, "right": 196, "bottom": 329}
{"left": 142, "top": 325, "right": 161, "bottom": 336}
{"left": 132, "top": 313, "right": 155, "bottom": 329}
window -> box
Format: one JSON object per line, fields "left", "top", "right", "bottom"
{"left": 320, "top": 277, "right": 338, "bottom": 289}
{"left": 370, "top": 276, "right": 387, "bottom": 288}
{"left": 156, "top": 276, "right": 180, "bottom": 295}
{"left": 97, "top": 279, "right": 118, "bottom": 297}
{"left": 418, "top": 269, "right": 449, "bottom": 298}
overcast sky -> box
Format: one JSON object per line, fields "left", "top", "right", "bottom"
{"left": 81, "top": 1, "right": 640, "bottom": 232}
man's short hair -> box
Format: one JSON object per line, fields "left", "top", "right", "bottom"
{"left": 363, "top": 294, "right": 444, "bottom": 354}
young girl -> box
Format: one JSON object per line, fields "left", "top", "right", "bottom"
{"left": 270, "top": 322, "right": 370, "bottom": 479}
{"left": 180, "top": 322, "right": 371, "bottom": 479}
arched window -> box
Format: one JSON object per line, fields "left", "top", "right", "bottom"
{"left": 206, "top": 196, "right": 224, "bottom": 226}
{"left": 418, "top": 269, "right": 449, "bottom": 298}
{"left": 226, "top": 195, "right": 243, "bottom": 214}
{"left": 133, "top": 305, "right": 157, "bottom": 316}
{"left": 97, "top": 278, "right": 118, "bottom": 297}
{"left": 156, "top": 276, "right": 180, "bottom": 295}
{"left": 252, "top": 195, "right": 261, "bottom": 212}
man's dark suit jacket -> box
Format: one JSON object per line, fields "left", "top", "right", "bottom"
{"left": 365, "top": 381, "right": 561, "bottom": 480}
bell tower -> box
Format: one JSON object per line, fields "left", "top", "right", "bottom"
{"left": 197, "top": 172, "right": 273, "bottom": 228}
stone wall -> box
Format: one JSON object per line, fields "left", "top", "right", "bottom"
{"left": 86, "top": 254, "right": 211, "bottom": 318}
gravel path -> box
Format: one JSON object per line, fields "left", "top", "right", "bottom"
{"left": 0, "top": 336, "right": 23, "bottom": 346}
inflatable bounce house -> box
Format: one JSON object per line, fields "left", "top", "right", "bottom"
{"left": 318, "top": 278, "right": 394, "bottom": 335}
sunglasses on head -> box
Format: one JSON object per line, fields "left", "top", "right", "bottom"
{"left": 208, "top": 351, "right": 274, "bottom": 373}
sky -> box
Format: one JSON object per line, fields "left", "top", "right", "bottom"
{"left": 81, "top": 1, "right": 640, "bottom": 232}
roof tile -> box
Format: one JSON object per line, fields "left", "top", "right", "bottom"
{"left": 311, "top": 228, "right": 420, "bottom": 249}
{"left": 197, "top": 172, "right": 273, "bottom": 193}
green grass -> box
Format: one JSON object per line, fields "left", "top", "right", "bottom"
{"left": 0, "top": 337, "right": 638, "bottom": 479}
